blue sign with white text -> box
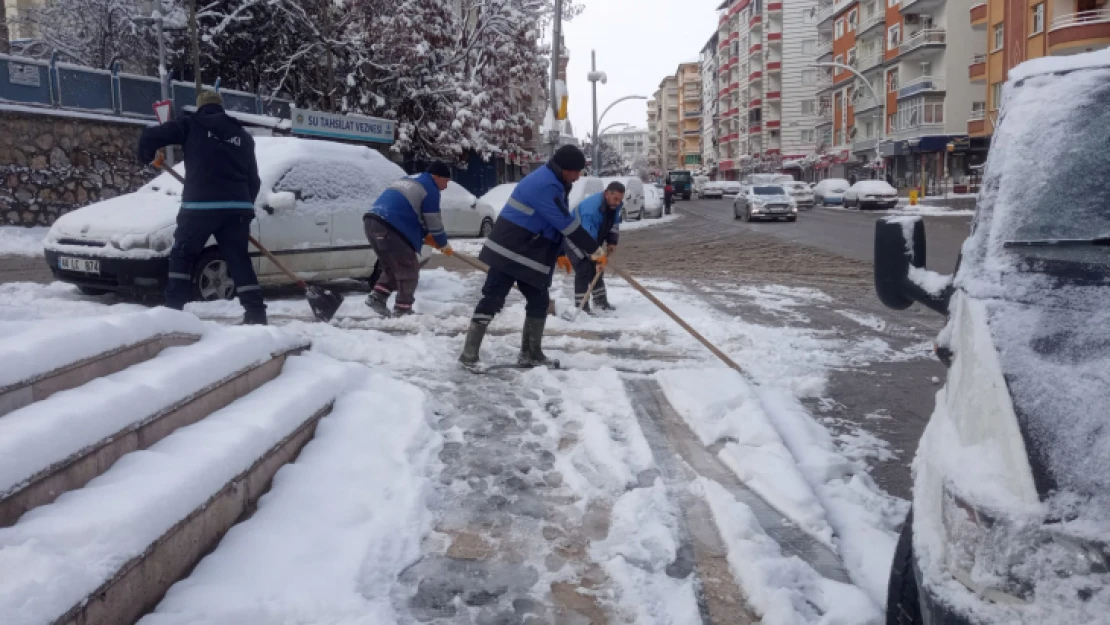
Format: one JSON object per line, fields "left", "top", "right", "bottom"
{"left": 291, "top": 107, "right": 395, "bottom": 144}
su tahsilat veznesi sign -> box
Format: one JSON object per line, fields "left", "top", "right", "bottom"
{"left": 291, "top": 107, "right": 395, "bottom": 144}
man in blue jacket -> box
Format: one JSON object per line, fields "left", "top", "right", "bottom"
{"left": 567, "top": 181, "right": 624, "bottom": 313}
{"left": 459, "top": 145, "right": 605, "bottom": 369}
{"left": 137, "top": 90, "right": 266, "bottom": 324}
{"left": 363, "top": 162, "right": 454, "bottom": 317}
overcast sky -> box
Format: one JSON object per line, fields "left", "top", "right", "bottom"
{"left": 561, "top": 0, "right": 722, "bottom": 141}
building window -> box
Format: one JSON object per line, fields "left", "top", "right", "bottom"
{"left": 888, "top": 24, "right": 902, "bottom": 49}
{"left": 834, "top": 54, "right": 844, "bottom": 68}
{"left": 802, "top": 39, "right": 817, "bottom": 54}
{"left": 848, "top": 9, "right": 858, "bottom": 31}
{"left": 803, "top": 7, "right": 817, "bottom": 24}
{"left": 888, "top": 0, "right": 899, "bottom": 7}
{"left": 991, "top": 82, "right": 1003, "bottom": 109}
{"left": 1031, "top": 4, "right": 1045, "bottom": 35}
{"left": 836, "top": 18, "right": 845, "bottom": 38}
{"left": 972, "top": 101, "right": 986, "bottom": 115}
{"left": 865, "top": 2, "right": 877, "bottom": 18}
{"left": 801, "top": 128, "right": 816, "bottom": 142}
{"left": 802, "top": 69, "right": 818, "bottom": 84}
{"left": 993, "top": 24, "right": 1005, "bottom": 51}
{"left": 802, "top": 99, "right": 817, "bottom": 115}
{"left": 887, "top": 68, "right": 899, "bottom": 92}
{"left": 888, "top": 113, "right": 897, "bottom": 131}
{"left": 847, "top": 46, "right": 857, "bottom": 66}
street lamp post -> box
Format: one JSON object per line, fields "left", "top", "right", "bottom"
{"left": 594, "top": 95, "right": 648, "bottom": 173}
{"left": 586, "top": 50, "right": 608, "bottom": 172}
{"left": 548, "top": 0, "right": 563, "bottom": 157}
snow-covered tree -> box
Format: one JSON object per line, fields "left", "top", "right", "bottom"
{"left": 24, "top": 0, "right": 153, "bottom": 69}
{"left": 582, "top": 138, "right": 626, "bottom": 177}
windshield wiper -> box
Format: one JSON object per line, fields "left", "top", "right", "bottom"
{"left": 1004, "top": 236, "right": 1110, "bottom": 248}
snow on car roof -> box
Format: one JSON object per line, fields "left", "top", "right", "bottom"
{"left": 851, "top": 180, "right": 894, "bottom": 190}
{"left": 1007, "top": 47, "right": 1110, "bottom": 81}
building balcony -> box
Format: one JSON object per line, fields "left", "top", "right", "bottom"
{"left": 750, "top": 14, "right": 763, "bottom": 29}
{"left": 969, "top": 54, "right": 987, "bottom": 83}
{"left": 750, "top": 43, "right": 763, "bottom": 54}
{"left": 750, "top": 97, "right": 763, "bottom": 108}
{"left": 898, "top": 75, "right": 945, "bottom": 99}
{"left": 766, "top": 91, "right": 781, "bottom": 101}
{"left": 968, "top": 109, "right": 988, "bottom": 135}
{"left": 766, "top": 119, "right": 782, "bottom": 129}
{"left": 750, "top": 70, "right": 763, "bottom": 82}
{"left": 890, "top": 122, "right": 945, "bottom": 140}
{"left": 684, "top": 109, "right": 703, "bottom": 118}
{"left": 852, "top": 136, "right": 881, "bottom": 152}
{"left": 766, "top": 61, "right": 783, "bottom": 72}
{"left": 970, "top": 3, "right": 988, "bottom": 29}
{"left": 816, "top": 39, "right": 833, "bottom": 57}
{"left": 767, "top": 31, "right": 783, "bottom": 43}
{"left": 900, "top": 0, "right": 944, "bottom": 15}
{"left": 719, "top": 37, "right": 731, "bottom": 51}
{"left": 854, "top": 93, "right": 883, "bottom": 114}
{"left": 816, "top": 73, "right": 834, "bottom": 90}
{"left": 1048, "top": 9, "right": 1110, "bottom": 55}
{"left": 858, "top": 12, "right": 885, "bottom": 37}
{"left": 899, "top": 29, "right": 947, "bottom": 58}
{"left": 684, "top": 129, "right": 701, "bottom": 136}
{"left": 857, "top": 50, "right": 884, "bottom": 72}
{"left": 750, "top": 124, "right": 763, "bottom": 134}
{"left": 816, "top": 1, "right": 836, "bottom": 24}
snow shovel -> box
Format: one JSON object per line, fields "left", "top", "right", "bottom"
{"left": 562, "top": 267, "right": 602, "bottom": 322}
{"left": 451, "top": 250, "right": 557, "bottom": 316}
{"left": 152, "top": 153, "right": 344, "bottom": 322}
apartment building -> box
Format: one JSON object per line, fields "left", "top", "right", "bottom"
{"left": 677, "top": 62, "right": 703, "bottom": 170}
{"left": 647, "top": 100, "right": 661, "bottom": 172}
{"left": 602, "top": 127, "right": 649, "bottom": 165}
{"left": 814, "top": 0, "right": 986, "bottom": 188}
{"left": 715, "top": 0, "right": 820, "bottom": 180}
{"left": 700, "top": 34, "right": 721, "bottom": 176}
{"left": 969, "top": 0, "right": 1110, "bottom": 142}
{"left": 654, "top": 76, "right": 681, "bottom": 171}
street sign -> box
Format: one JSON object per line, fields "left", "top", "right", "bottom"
{"left": 153, "top": 100, "right": 173, "bottom": 124}
{"left": 290, "top": 107, "right": 395, "bottom": 144}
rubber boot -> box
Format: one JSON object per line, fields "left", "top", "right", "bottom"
{"left": 518, "top": 317, "right": 559, "bottom": 369}
{"left": 574, "top": 296, "right": 593, "bottom": 316}
{"left": 593, "top": 294, "right": 615, "bottom": 312}
{"left": 365, "top": 290, "right": 391, "bottom": 318}
{"left": 459, "top": 321, "right": 489, "bottom": 368}
{"left": 240, "top": 309, "right": 268, "bottom": 326}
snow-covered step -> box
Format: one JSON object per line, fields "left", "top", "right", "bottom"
{"left": 0, "top": 309, "right": 205, "bottom": 418}
{"left": 0, "top": 353, "right": 365, "bottom": 625}
{"left": 0, "top": 326, "right": 308, "bottom": 528}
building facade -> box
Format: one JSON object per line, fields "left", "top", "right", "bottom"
{"left": 647, "top": 99, "right": 661, "bottom": 172}
{"left": 601, "top": 127, "right": 649, "bottom": 166}
{"left": 715, "top": 0, "right": 820, "bottom": 180}
{"left": 655, "top": 76, "right": 681, "bottom": 171}
{"left": 700, "top": 34, "right": 721, "bottom": 176}
{"left": 677, "top": 62, "right": 703, "bottom": 170}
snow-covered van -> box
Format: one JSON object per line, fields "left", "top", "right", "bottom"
{"left": 43, "top": 138, "right": 446, "bottom": 301}
{"left": 875, "top": 50, "right": 1110, "bottom": 625}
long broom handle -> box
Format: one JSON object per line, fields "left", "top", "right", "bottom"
{"left": 574, "top": 267, "right": 604, "bottom": 317}
{"left": 152, "top": 152, "right": 308, "bottom": 290}
{"left": 452, "top": 250, "right": 557, "bottom": 316}
{"left": 610, "top": 264, "right": 746, "bottom": 375}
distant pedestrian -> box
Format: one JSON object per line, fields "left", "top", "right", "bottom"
{"left": 363, "top": 162, "right": 454, "bottom": 317}
{"left": 885, "top": 172, "right": 894, "bottom": 186}
{"left": 849, "top": 173, "right": 858, "bottom": 186}
{"left": 458, "top": 145, "right": 604, "bottom": 369}
{"left": 664, "top": 183, "right": 674, "bottom": 214}
{"left": 137, "top": 89, "right": 266, "bottom": 325}
{"left": 566, "top": 182, "right": 624, "bottom": 313}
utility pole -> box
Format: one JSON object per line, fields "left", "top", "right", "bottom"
{"left": 134, "top": 15, "right": 178, "bottom": 166}
{"left": 591, "top": 51, "right": 599, "bottom": 172}
{"left": 188, "top": 0, "right": 202, "bottom": 93}
{"left": 548, "top": 0, "right": 562, "bottom": 157}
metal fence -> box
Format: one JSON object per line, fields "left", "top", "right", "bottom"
{"left": 0, "top": 52, "right": 292, "bottom": 121}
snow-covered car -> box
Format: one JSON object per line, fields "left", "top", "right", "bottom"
{"left": 643, "top": 185, "right": 664, "bottom": 219}
{"left": 783, "top": 181, "right": 815, "bottom": 209}
{"left": 733, "top": 185, "right": 797, "bottom": 222}
{"left": 478, "top": 183, "right": 517, "bottom": 217}
{"left": 875, "top": 50, "right": 1110, "bottom": 625}
{"left": 699, "top": 182, "right": 726, "bottom": 199}
{"left": 43, "top": 137, "right": 431, "bottom": 301}
{"left": 722, "top": 181, "right": 743, "bottom": 196}
{"left": 441, "top": 181, "right": 498, "bottom": 237}
{"left": 843, "top": 180, "right": 898, "bottom": 210}
{"left": 569, "top": 176, "right": 605, "bottom": 210}
{"left": 813, "top": 178, "right": 850, "bottom": 205}
{"left": 603, "top": 177, "right": 645, "bottom": 221}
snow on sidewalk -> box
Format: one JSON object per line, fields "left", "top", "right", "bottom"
{"left": 137, "top": 370, "right": 439, "bottom": 625}
{"left": 0, "top": 226, "right": 48, "bottom": 257}
{"left": 0, "top": 353, "right": 365, "bottom": 625}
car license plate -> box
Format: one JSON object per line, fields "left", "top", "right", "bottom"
{"left": 59, "top": 257, "right": 100, "bottom": 275}
{"left": 770, "top": 207, "right": 785, "bottom": 213}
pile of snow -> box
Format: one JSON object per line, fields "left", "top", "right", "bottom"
{"left": 621, "top": 213, "right": 681, "bottom": 232}
{"left": 0, "top": 226, "right": 48, "bottom": 257}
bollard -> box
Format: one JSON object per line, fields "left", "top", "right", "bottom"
{"left": 909, "top": 189, "right": 918, "bottom": 206}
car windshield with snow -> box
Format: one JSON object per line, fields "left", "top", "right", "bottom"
{"left": 874, "top": 51, "right": 1110, "bottom": 625}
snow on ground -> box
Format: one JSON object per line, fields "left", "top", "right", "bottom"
{"left": 0, "top": 260, "right": 926, "bottom": 622}
{"left": 0, "top": 226, "right": 49, "bottom": 257}
{"left": 621, "top": 212, "right": 680, "bottom": 232}
{"left": 825, "top": 204, "right": 974, "bottom": 217}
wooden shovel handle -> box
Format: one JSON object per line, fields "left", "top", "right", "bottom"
{"left": 248, "top": 235, "right": 306, "bottom": 288}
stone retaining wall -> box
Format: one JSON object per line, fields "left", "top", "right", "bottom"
{"left": 0, "top": 110, "right": 156, "bottom": 226}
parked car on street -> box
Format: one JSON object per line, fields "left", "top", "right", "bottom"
{"left": 478, "top": 183, "right": 518, "bottom": 218}
{"left": 603, "top": 177, "right": 645, "bottom": 221}
{"left": 843, "top": 180, "right": 898, "bottom": 210}
{"left": 43, "top": 137, "right": 431, "bottom": 301}
{"left": 643, "top": 185, "right": 665, "bottom": 219}
{"left": 569, "top": 176, "right": 605, "bottom": 210}
{"left": 700, "top": 181, "right": 726, "bottom": 199}
{"left": 875, "top": 49, "right": 1110, "bottom": 625}
{"left": 722, "top": 181, "right": 743, "bottom": 197}
{"left": 733, "top": 185, "right": 797, "bottom": 222}
{"left": 814, "top": 178, "right": 851, "bottom": 205}
{"left": 783, "top": 181, "right": 815, "bottom": 209}
{"left": 442, "top": 181, "right": 498, "bottom": 236}
{"left": 693, "top": 175, "right": 711, "bottom": 197}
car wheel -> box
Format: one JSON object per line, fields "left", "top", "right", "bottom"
{"left": 733, "top": 205, "right": 740, "bottom": 220}
{"left": 887, "top": 509, "right": 922, "bottom": 625}
{"left": 192, "top": 248, "right": 236, "bottom": 302}
{"left": 78, "top": 286, "right": 110, "bottom": 296}
{"left": 787, "top": 216, "right": 797, "bottom": 222}
{"left": 744, "top": 208, "right": 752, "bottom": 223}
{"left": 479, "top": 218, "right": 494, "bottom": 238}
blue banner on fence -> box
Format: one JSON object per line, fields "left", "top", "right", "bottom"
{"left": 0, "top": 55, "right": 52, "bottom": 106}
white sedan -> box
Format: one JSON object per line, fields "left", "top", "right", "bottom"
{"left": 699, "top": 182, "right": 726, "bottom": 199}
{"left": 814, "top": 178, "right": 851, "bottom": 206}
{"left": 643, "top": 185, "right": 665, "bottom": 218}
{"left": 843, "top": 180, "right": 899, "bottom": 210}
{"left": 783, "top": 181, "right": 815, "bottom": 209}
{"left": 43, "top": 137, "right": 434, "bottom": 301}
{"left": 442, "top": 181, "right": 497, "bottom": 237}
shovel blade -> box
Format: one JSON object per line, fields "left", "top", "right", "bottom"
{"left": 305, "top": 285, "right": 344, "bottom": 322}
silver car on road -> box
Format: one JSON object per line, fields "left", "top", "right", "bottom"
{"left": 733, "top": 185, "right": 798, "bottom": 222}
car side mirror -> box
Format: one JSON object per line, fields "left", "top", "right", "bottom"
{"left": 265, "top": 191, "right": 297, "bottom": 214}
{"left": 874, "top": 216, "right": 953, "bottom": 315}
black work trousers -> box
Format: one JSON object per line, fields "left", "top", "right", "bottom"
{"left": 573, "top": 259, "right": 606, "bottom": 307}
{"left": 364, "top": 215, "right": 420, "bottom": 311}
{"left": 472, "top": 269, "right": 550, "bottom": 323}
{"left": 165, "top": 209, "right": 263, "bottom": 315}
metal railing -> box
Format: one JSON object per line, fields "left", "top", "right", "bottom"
{"left": 816, "top": 2, "right": 835, "bottom": 23}
{"left": 859, "top": 12, "right": 885, "bottom": 34}
{"left": 857, "top": 50, "right": 884, "bottom": 72}
{"left": 0, "top": 52, "right": 292, "bottom": 120}
{"left": 854, "top": 94, "right": 882, "bottom": 112}
{"left": 971, "top": 53, "right": 988, "bottom": 64}
{"left": 853, "top": 136, "right": 881, "bottom": 151}
{"left": 1051, "top": 8, "right": 1110, "bottom": 29}
{"left": 968, "top": 108, "right": 986, "bottom": 121}
{"left": 898, "top": 75, "right": 946, "bottom": 98}
{"left": 890, "top": 123, "right": 944, "bottom": 139}
{"left": 900, "top": 29, "right": 947, "bottom": 54}
{"left": 816, "top": 40, "right": 833, "bottom": 56}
